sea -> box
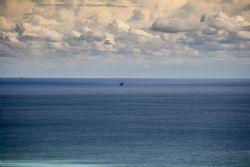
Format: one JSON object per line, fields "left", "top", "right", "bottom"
{"left": 1, "top": 78, "right": 250, "bottom": 167}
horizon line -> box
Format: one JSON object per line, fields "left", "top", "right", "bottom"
{"left": 1, "top": 77, "right": 250, "bottom": 80}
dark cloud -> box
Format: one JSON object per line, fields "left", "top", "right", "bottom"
{"left": 15, "top": 24, "right": 24, "bottom": 35}
{"left": 220, "top": 0, "right": 233, "bottom": 4}
{"left": 242, "top": 4, "right": 250, "bottom": 11}
{"left": 151, "top": 18, "right": 202, "bottom": 33}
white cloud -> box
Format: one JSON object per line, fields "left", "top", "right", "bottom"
{"left": 1, "top": 0, "right": 250, "bottom": 74}
{"left": 28, "top": 15, "right": 59, "bottom": 26}
{"left": 70, "top": 30, "right": 81, "bottom": 38}
{"left": 0, "top": 31, "right": 19, "bottom": 43}
{"left": 108, "top": 19, "right": 131, "bottom": 33}
{"left": 21, "top": 23, "right": 63, "bottom": 41}
{"left": 201, "top": 12, "right": 250, "bottom": 32}
{"left": 0, "top": 16, "right": 15, "bottom": 30}
{"left": 135, "top": 0, "right": 187, "bottom": 10}
{"left": 236, "top": 31, "right": 250, "bottom": 40}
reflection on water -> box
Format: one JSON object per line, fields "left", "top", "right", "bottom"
{"left": 1, "top": 160, "right": 123, "bottom": 167}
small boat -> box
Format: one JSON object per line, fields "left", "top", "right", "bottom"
{"left": 119, "top": 82, "right": 124, "bottom": 86}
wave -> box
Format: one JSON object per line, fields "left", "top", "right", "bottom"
{"left": 0, "top": 160, "right": 124, "bottom": 167}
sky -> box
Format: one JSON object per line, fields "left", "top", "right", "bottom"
{"left": 0, "top": 0, "right": 250, "bottom": 78}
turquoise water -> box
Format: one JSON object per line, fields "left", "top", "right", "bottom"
{"left": 1, "top": 78, "right": 250, "bottom": 167}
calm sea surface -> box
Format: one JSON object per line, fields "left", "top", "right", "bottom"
{"left": 1, "top": 78, "right": 250, "bottom": 167}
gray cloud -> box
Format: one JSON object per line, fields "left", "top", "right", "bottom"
{"left": 151, "top": 18, "right": 203, "bottom": 33}
{"left": 0, "top": 0, "right": 250, "bottom": 71}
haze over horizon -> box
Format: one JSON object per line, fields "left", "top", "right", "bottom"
{"left": 1, "top": 0, "right": 250, "bottom": 78}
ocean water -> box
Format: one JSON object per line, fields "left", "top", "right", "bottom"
{"left": 1, "top": 78, "right": 250, "bottom": 167}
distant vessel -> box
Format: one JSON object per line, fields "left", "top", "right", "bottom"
{"left": 119, "top": 82, "right": 124, "bottom": 86}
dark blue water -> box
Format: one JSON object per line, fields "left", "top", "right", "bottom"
{"left": 1, "top": 78, "right": 250, "bottom": 167}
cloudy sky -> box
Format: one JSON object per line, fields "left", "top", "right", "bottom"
{"left": 0, "top": 0, "right": 250, "bottom": 78}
